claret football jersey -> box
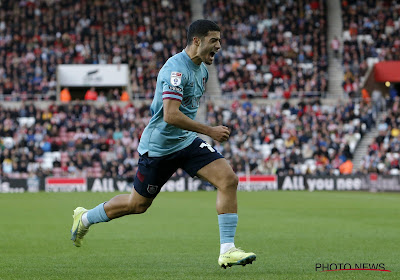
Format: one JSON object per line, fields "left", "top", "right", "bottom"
{"left": 138, "top": 50, "right": 209, "bottom": 157}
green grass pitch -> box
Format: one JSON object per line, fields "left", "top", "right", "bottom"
{"left": 0, "top": 191, "right": 399, "bottom": 280}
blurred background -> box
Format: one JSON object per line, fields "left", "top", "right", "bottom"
{"left": 0, "top": 0, "right": 400, "bottom": 192}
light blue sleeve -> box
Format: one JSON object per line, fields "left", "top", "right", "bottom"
{"left": 160, "top": 64, "right": 188, "bottom": 103}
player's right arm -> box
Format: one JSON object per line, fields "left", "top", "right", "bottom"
{"left": 163, "top": 98, "right": 230, "bottom": 142}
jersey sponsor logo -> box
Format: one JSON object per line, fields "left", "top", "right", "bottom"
{"left": 170, "top": 72, "right": 182, "bottom": 86}
{"left": 182, "top": 96, "right": 201, "bottom": 108}
{"left": 147, "top": 184, "right": 158, "bottom": 194}
{"left": 168, "top": 85, "right": 183, "bottom": 92}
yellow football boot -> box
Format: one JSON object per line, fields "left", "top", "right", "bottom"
{"left": 218, "top": 247, "right": 256, "bottom": 268}
{"left": 70, "top": 207, "right": 89, "bottom": 247}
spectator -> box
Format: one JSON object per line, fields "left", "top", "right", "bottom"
{"left": 97, "top": 91, "right": 107, "bottom": 103}
{"left": 389, "top": 84, "right": 398, "bottom": 101}
{"left": 339, "top": 159, "right": 353, "bottom": 174}
{"left": 60, "top": 88, "right": 71, "bottom": 103}
{"left": 371, "top": 88, "right": 383, "bottom": 114}
{"left": 331, "top": 36, "right": 340, "bottom": 58}
{"left": 120, "top": 90, "right": 130, "bottom": 102}
{"left": 361, "top": 88, "right": 370, "bottom": 103}
{"left": 84, "top": 87, "right": 98, "bottom": 101}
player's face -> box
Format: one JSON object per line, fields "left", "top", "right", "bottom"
{"left": 199, "top": 31, "right": 221, "bottom": 65}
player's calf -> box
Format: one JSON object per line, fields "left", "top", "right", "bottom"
{"left": 125, "top": 201, "right": 152, "bottom": 214}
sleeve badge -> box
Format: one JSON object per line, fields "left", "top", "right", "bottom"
{"left": 170, "top": 72, "right": 182, "bottom": 86}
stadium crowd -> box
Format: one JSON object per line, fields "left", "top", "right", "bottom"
{"left": 341, "top": 0, "right": 400, "bottom": 97}
{"left": 0, "top": 102, "right": 151, "bottom": 179}
{"left": 204, "top": 0, "right": 328, "bottom": 98}
{"left": 1, "top": 0, "right": 399, "bottom": 179}
{"left": 0, "top": 98, "right": 377, "bottom": 179}
{"left": 360, "top": 97, "right": 400, "bottom": 175}
{"left": 206, "top": 98, "right": 375, "bottom": 176}
{"left": 0, "top": 0, "right": 191, "bottom": 101}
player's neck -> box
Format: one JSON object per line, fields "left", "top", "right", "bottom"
{"left": 185, "top": 46, "right": 202, "bottom": 65}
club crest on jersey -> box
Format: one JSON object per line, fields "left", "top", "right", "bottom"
{"left": 170, "top": 72, "right": 182, "bottom": 86}
{"left": 182, "top": 96, "right": 201, "bottom": 108}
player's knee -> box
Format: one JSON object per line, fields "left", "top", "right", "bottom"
{"left": 220, "top": 173, "right": 238, "bottom": 191}
{"left": 229, "top": 174, "right": 239, "bottom": 189}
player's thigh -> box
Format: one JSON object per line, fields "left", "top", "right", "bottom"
{"left": 133, "top": 153, "right": 180, "bottom": 198}
{"left": 181, "top": 137, "right": 226, "bottom": 183}
{"left": 196, "top": 158, "right": 238, "bottom": 190}
{"left": 181, "top": 137, "right": 236, "bottom": 189}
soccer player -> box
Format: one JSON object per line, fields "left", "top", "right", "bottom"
{"left": 70, "top": 19, "right": 256, "bottom": 268}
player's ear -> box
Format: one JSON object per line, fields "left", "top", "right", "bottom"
{"left": 194, "top": 37, "right": 201, "bottom": 47}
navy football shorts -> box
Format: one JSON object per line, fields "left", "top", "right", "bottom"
{"left": 133, "top": 137, "right": 224, "bottom": 198}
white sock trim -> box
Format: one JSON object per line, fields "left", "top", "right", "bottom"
{"left": 81, "top": 212, "right": 91, "bottom": 228}
{"left": 220, "top": 242, "right": 235, "bottom": 254}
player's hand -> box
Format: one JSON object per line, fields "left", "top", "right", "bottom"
{"left": 209, "top": 126, "right": 230, "bottom": 142}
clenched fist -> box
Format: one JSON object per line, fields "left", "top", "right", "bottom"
{"left": 209, "top": 126, "right": 230, "bottom": 142}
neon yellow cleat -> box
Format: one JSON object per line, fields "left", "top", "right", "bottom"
{"left": 70, "top": 207, "right": 89, "bottom": 247}
{"left": 218, "top": 247, "right": 256, "bottom": 269}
